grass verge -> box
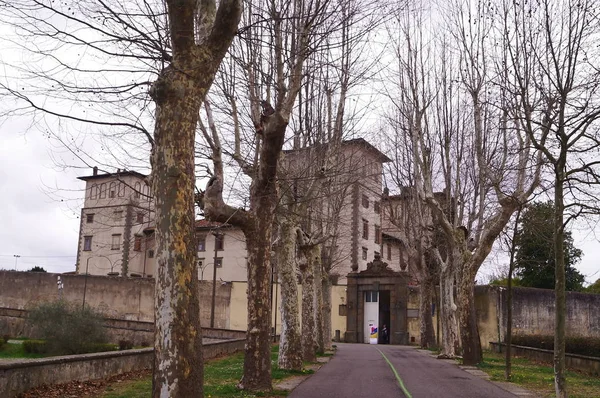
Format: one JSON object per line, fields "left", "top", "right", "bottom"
{"left": 477, "top": 351, "right": 600, "bottom": 398}
{"left": 98, "top": 345, "right": 315, "bottom": 398}
{"left": 0, "top": 342, "right": 46, "bottom": 359}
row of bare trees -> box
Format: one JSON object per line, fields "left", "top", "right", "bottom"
{"left": 200, "top": 0, "right": 384, "bottom": 387}
{"left": 2, "top": 0, "right": 599, "bottom": 396}
{"left": 382, "top": 2, "right": 600, "bottom": 397}
{"left": 1, "top": 0, "right": 384, "bottom": 395}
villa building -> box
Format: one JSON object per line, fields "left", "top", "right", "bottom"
{"left": 75, "top": 139, "right": 408, "bottom": 283}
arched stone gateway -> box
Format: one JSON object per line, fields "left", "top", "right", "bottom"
{"left": 344, "top": 254, "right": 409, "bottom": 345}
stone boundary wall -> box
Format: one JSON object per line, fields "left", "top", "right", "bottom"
{"left": 0, "top": 271, "right": 232, "bottom": 328}
{"left": 475, "top": 286, "right": 600, "bottom": 349}
{"left": 490, "top": 342, "right": 600, "bottom": 376}
{"left": 0, "top": 339, "right": 245, "bottom": 398}
{"left": 0, "top": 307, "right": 245, "bottom": 347}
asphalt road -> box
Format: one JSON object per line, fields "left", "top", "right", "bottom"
{"left": 289, "top": 343, "right": 518, "bottom": 398}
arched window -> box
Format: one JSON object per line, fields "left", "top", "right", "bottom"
{"left": 109, "top": 182, "right": 117, "bottom": 198}
{"left": 99, "top": 183, "right": 107, "bottom": 199}
{"left": 134, "top": 182, "right": 141, "bottom": 199}
{"left": 118, "top": 182, "right": 125, "bottom": 197}
{"left": 90, "top": 184, "right": 97, "bottom": 199}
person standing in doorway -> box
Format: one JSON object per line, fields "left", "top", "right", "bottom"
{"left": 381, "top": 324, "right": 389, "bottom": 344}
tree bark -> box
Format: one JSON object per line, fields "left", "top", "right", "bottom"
{"left": 276, "top": 221, "right": 303, "bottom": 371}
{"left": 456, "top": 265, "right": 482, "bottom": 365}
{"left": 152, "top": 66, "right": 204, "bottom": 397}
{"left": 505, "top": 207, "right": 521, "bottom": 380}
{"left": 419, "top": 274, "right": 437, "bottom": 348}
{"left": 313, "top": 245, "right": 325, "bottom": 355}
{"left": 554, "top": 170, "right": 567, "bottom": 398}
{"left": 322, "top": 274, "right": 333, "bottom": 350}
{"left": 240, "top": 225, "right": 274, "bottom": 391}
{"left": 439, "top": 264, "right": 459, "bottom": 358}
{"left": 300, "top": 247, "right": 317, "bottom": 363}
{"left": 151, "top": 1, "right": 241, "bottom": 396}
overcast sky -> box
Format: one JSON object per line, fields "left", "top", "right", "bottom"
{"left": 0, "top": 2, "right": 598, "bottom": 284}
{"left": 0, "top": 119, "right": 82, "bottom": 273}
{"left": 1, "top": 119, "right": 599, "bottom": 284}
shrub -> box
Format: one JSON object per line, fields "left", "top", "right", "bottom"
{"left": 511, "top": 334, "right": 600, "bottom": 358}
{"left": 119, "top": 340, "right": 134, "bottom": 350}
{"left": 86, "top": 343, "right": 119, "bottom": 353}
{"left": 23, "top": 340, "right": 49, "bottom": 354}
{"left": 0, "top": 337, "right": 5, "bottom": 349}
{"left": 27, "top": 300, "right": 108, "bottom": 355}
{"left": 2, "top": 334, "right": 10, "bottom": 342}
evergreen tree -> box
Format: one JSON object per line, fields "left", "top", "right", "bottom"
{"left": 584, "top": 279, "right": 600, "bottom": 294}
{"left": 515, "top": 202, "right": 585, "bottom": 291}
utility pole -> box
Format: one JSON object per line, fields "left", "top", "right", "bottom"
{"left": 13, "top": 254, "right": 20, "bottom": 271}
{"left": 210, "top": 231, "right": 223, "bottom": 328}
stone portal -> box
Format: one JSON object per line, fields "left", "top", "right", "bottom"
{"left": 344, "top": 254, "right": 409, "bottom": 345}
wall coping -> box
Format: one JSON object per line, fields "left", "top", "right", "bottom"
{"left": 0, "top": 338, "right": 247, "bottom": 371}
{"left": 0, "top": 348, "right": 153, "bottom": 371}
{"left": 489, "top": 342, "right": 600, "bottom": 362}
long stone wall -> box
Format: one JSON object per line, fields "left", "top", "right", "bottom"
{"left": 490, "top": 342, "right": 600, "bottom": 376}
{"left": 476, "top": 285, "right": 600, "bottom": 348}
{"left": 0, "top": 271, "right": 232, "bottom": 332}
{"left": 0, "top": 338, "right": 246, "bottom": 398}
{"left": 2, "top": 271, "right": 600, "bottom": 349}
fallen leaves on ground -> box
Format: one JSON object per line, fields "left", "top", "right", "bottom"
{"left": 18, "top": 369, "right": 151, "bottom": 398}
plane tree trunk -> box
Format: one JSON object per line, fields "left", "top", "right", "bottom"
{"left": 151, "top": 1, "right": 241, "bottom": 396}
{"left": 275, "top": 220, "right": 303, "bottom": 371}
{"left": 313, "top": 245, "right": 325, "bottom": 355}
{"left": 299, "top": 245, "right": 317, "bottom": 363}
{"left": 418, "top": 272, "right": 437, "bottom": 348}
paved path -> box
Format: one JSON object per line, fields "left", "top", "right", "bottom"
{"left": 289, "top": 344, "right": 522, "bottom": 398}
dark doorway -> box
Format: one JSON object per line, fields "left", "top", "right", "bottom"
{"left": 378, "top": 290, "right": 390, "bottom": 344}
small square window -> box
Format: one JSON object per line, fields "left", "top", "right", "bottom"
{"left": 198, "top": 236, "right": 206, "bottom": 252}
{"left": 136, "top": 212, "right": 144, "bottom": 224}
{"left": 86, "top": 213, "right": 94, "bottom": 223}
{"left": 109, "top": 182, "right": 117, "bottom": 198}
{"left": 365, "top": 291, "right": 378, "bottom": 302}
{"left": 148, "top": 249, "right": 155, "bottom": 258}
{"left": 362, "top": 247, "right": 368, "bottom": 260}
{"left": 215, "top": 258, "right": 223, "bottom": 268}
{"left": 83, "top": 236, "right": 92, "bottom": 251}
{"left": 134, "top": 236, "right": 142, "bottom": 251}
{"left": 111, "top": 234, "right": 121, "bottom": 250}
{"left": 362, "top": 194, "right": 369, "bottom": 208}
{"left": 113, "top": 210, "right": 123, "bottom": 222}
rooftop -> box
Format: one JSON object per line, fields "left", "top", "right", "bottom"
{"left": 283, "top": 138, "right": 391, "bottom": 163}
{"left": 78, "top": 167, "right": 147, "bottom": 182}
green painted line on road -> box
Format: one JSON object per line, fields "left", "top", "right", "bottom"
{"left": 376, "top": 348, "right": 413, "bottom": 398}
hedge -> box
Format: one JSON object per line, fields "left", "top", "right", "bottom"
{"left": 24, "top": 340, "right": 118, "bottom": 355}
{"left": 23, "top": 340, "right": 49, "bottom": 354}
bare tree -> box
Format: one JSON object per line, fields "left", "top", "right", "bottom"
{"left": 200, "top": 0, "right": 342, "bottom": 390}
{"left": 498, "top": 0, "right": 600, "bottom": 394}
{"left": 384, "top": 2, "right": 543, "bottom": 364}
{"left": 0, "top": 1, "right": 242, "bottom": 396}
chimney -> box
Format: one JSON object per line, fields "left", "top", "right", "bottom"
{"left": 93, "top": 166, "right": 98, "bottom": 176}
